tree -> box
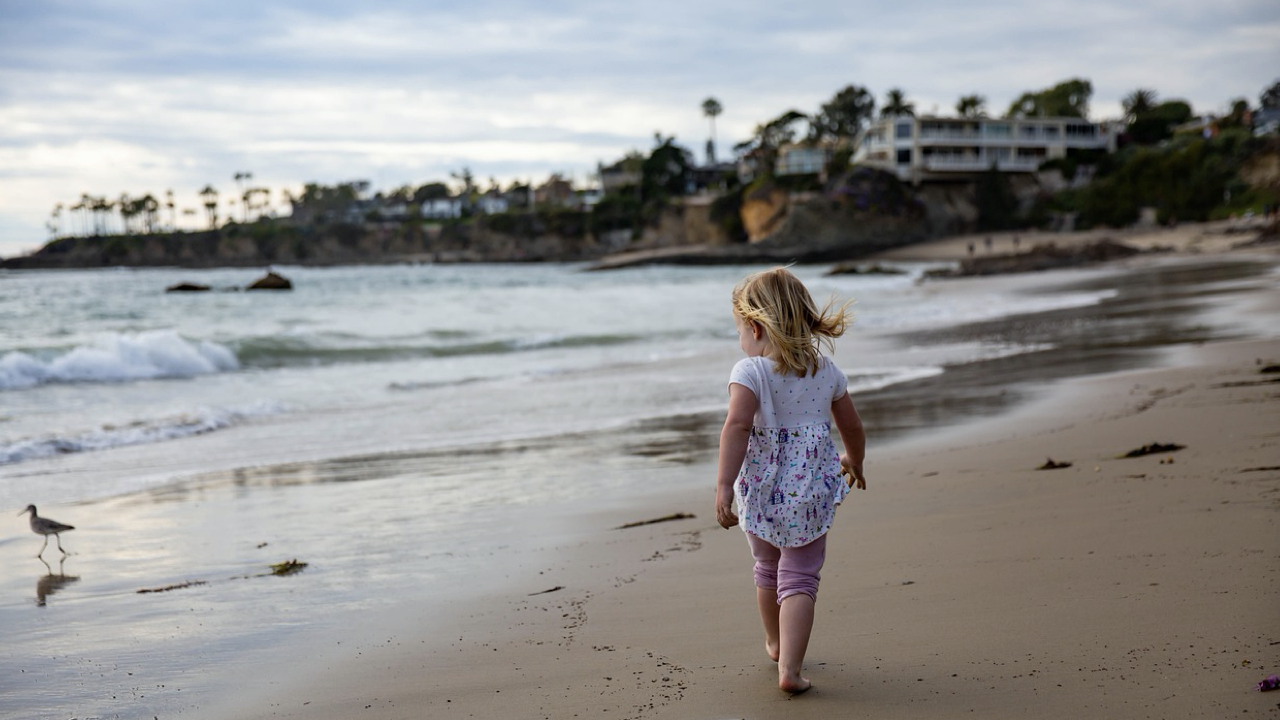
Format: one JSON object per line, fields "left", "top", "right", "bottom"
{"left": 1007, "top": 78, "right": 1092, "bottom": 118}
{"left": 165, "top": 189, "right": 176, "bottom": 230}
{"left": 139, "top": 194, "right": 160, "bottom": 233}
{"left": 451, "top": 168, "right": 476, "bottom": 198}
{"left": 1261, "top": 79, "right": 1280, "bottom": 110}
{"left": 199, "top": 185, "right": 219, "bottom": 229}
{"left": 233, "top": 172, "right": 252, "bottom": 222}
{"left": 413, "top": 182, "right": 452, "bottom": 202}
{"left": 71, "top": 195, "right": 89, "bottom": 236}
{"left": 244, "top": 187, "right": 271, "bottom": 221}
{"left": 1127, "top": 100, "right": 1193, "bottom": 145}
{"left": 90, "top": 196, "right": 113, "bottom": 236}
{"left": 48, "top": 203, "right": 63, "bottom": 239}
{"left": 809, "top": 84, "right": 876, "bottom": 141}
{"left": 956, "top": 94, "right": 987, "bottom": 118}
{"left": 734, "top": 110, "right": 808, "bottom": 179}
{"left": 641, "top": 134, "right": 694, "bottom": 203}
{"left": 881, "top": 88, "right": 915, "bottom": 117}
{"left": 975, "top": 163, "right": 1019, "bottom": 231}
{"left": 1220, "top": 98, "right": 1251, "bottom": 130}
{"left": 702, "top": 97, "right": 723, "bottom": 164}
{"left": 118, "top": 192, "right": 138, "bottom": 233}
{"left": 1122, "top": 88, "right": 1157, "bottom": 122}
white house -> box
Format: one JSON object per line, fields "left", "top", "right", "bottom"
{"left": 421, "top": 198, "right": 463, "bottom": 219}
{"left": 475, "top": 194, "right": 510, "bottom": 215}
{"left": 853, "top": 115, "right": 1117, "bottom": 183}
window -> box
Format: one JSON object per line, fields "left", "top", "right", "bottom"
{"left": 1065, "top": 123, "right": 1097, "bottom": 138}
{"left": 1044, "top": 126, "right": 1060, "bottom": 139}
{"left": 984, "top": 123, "right": 1011, "bottom": 138}
{"left": 896, "top": 148, "right": 912, "bottom": 165}
{"left": 896, "top": 122, "right": 913, "bottom": 139}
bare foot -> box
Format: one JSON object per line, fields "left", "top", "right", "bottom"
{"left": 765, "top": 638, "right": 779, "bottom": 663}
{"left": 779, "top": 673, "right": 811, "bottom": 694}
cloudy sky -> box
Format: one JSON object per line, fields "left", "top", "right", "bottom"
{"left": 1, "top": 0, "right": 1278, "bottom": 257}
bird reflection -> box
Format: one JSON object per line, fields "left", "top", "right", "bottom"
{"left": 35, "top": 556, "right": 79, "bottom": 607}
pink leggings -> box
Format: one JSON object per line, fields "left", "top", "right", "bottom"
{"left": 747, "top": 533, "right": 827, "bottom": 604}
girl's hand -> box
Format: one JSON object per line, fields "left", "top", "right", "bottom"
{"left": 841, "top": 454, "right": 867, "bottom": 490}
{"left": 716, "top": 487, "right": 739, "bottom": 528}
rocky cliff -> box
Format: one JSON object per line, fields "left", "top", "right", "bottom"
{"left": 0, "top": 217, "right": 604, "bottom": 269}
{"left": 4, "top": 168, "right": 951, "bottom": 270}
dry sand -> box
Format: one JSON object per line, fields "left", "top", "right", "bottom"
{"left": 213, "top": 228, "right": 1280, "bottom": 720}
{"left": 869, "top": 217, "right": 1274, "bottom": 263}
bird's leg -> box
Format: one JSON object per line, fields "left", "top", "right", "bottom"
{"left": 37, "top": 535, "right": 49, "bottom": 558}
{"left": 55, "top": 533, "right": 68, "bottom": 555}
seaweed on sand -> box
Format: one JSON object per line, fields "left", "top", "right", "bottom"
{"left": 1037, "top": 458, "right": 1073, "bottom": 470}
{"left": 615, "top": 513, "right": 695, "bottom": 530}
{"left": 1121, "top": 443, "right": 1185, "bottom": 458}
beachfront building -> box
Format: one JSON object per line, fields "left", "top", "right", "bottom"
{"left": 775, "top": 144, "right": 834, "bottom": 177}
{"left": 421, "top": 197, "right": 463, "bottom": 219}
{"left": 853, "top": 115, "right": 1118, "bottom": 184}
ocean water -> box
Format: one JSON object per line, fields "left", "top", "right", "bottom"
{"left": 0, "top": 261, "right": 1119, "bottom": 509}
{"left": 1, "top": 257, "right": 1276, "bottom": 718}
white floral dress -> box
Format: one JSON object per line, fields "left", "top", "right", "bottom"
{"left": 730, "top": 355, "right": 850, "bottom": 548}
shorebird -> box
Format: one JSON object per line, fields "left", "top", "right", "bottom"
{"left": 19, "top": 505, "right": 74, "bottom": 558}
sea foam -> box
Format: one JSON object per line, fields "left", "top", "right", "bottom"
{"left": 0, "top": 331, "right": 238, "bottom": 389}
{"left": 0, "top": 402, "right": 283, "bottom": 465}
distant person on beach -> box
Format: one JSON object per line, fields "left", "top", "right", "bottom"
{"left": 714, "top": 267, "right": 868, "bottom": 694}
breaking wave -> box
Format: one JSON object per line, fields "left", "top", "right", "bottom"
{"left": 0, "top": 402, "right": 284, "bottom": 465}
{"left": 0, "top": 331, "right": 239, "bottom": 390}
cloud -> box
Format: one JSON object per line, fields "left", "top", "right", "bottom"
{"left": 1, "top": 0, "right": 1278, "bottom": 257}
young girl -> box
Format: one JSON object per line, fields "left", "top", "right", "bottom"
{"left": 715, "top": 267, "right": 867, "bottom": 695}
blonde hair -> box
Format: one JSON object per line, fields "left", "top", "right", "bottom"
{"left": 732, "top": 267, "right": 852, "bottom": 377}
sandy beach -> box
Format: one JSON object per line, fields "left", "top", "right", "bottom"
{"left": 202, "top": 339, "right": 1279, "bottom": 720}
{"left": 202, "top": 227, "right": 1279, "bottom": 720}
{"left": 3, "top": 223, "right": 1276, "bottom": 720}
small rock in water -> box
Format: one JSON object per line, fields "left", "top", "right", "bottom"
{"left": 247, "top": 271, "right": 293, "bottom": 291}
{"left": 166, "top": 282, "right": 211, "bottom": 293}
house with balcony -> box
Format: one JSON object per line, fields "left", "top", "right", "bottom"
{"left": 853, "top": 115, "right": 1117, "bottom": 184}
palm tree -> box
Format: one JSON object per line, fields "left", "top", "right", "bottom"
{"left": 138, "top": 194, "right": 160, "bottom": 233}
{"left": 233, "top": 172, "right": 252, "bottom": 221}
{"left": 199, "top": 185, "right": 219, "bottom": 229}
{"left": 165, "top": 189, "right": 176, "bottom": 230}
{"left": 48, "top": 203, "right": 63, "bottom": 239}
{"left": 702, "top": 97, "right": 723, "bottom": 164}
{"left": 245, "top": 187, "right": 270, "bottom": 221}
{"left": 1122, "top": 88, "right": 1157, "bottom": 122}
{"left": 90, "top": 196, "right": 113, "bottom": 236}
{"left": 956, "top": 94, "right": 987, "bottom": 118}
{"left": 881, "top": 88, "right": 915, "bottom": 117}
{"left": 71, "top": 196, "right": 88, "bottom": 237}
{"left": 119, "top": 193, "right": 137, "bottom": 234}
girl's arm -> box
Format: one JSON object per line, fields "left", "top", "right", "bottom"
{"left": 831, "top": 392, "right": 867, "bottom": 490}
{"left": 715, "top": 383, "right": 757, "bottom": 528}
